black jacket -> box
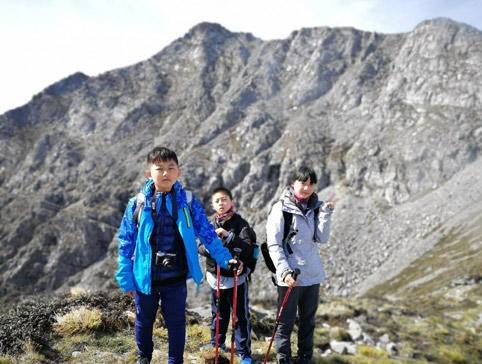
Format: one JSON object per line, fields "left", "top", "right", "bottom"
{"left": 198, "top": 213, "right": 256, "bottom": 277}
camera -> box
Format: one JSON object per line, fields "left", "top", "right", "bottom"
{"left": 155, "top": 252, "right": 177, "bottom": 269}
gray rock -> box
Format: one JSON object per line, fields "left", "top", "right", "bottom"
{"left": 347, "top": 318, "right": 362, "bottom": 341}
{"left": 330, "top": 340, "right": 357, "bottom": 355}
{"left": 377, "top": 333, "right": 390, "bottom": 347}
{"left": 362, "top": 333, "right": 375, "bottom": 345}
{"left": 386, "top": 342, "right": 398, "bottom": 357}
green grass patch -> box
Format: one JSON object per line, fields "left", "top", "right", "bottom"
{"left": 437, "top": 345, "right": 466, "bottom": 364}
{"left": 0, "top": 357, "right": 14, "bottom": 364}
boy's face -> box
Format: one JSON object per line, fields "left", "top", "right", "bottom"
{"left": 146, "top": 159, "right": 180, "bottom": 192}
{"left": 292, "top": 178, "right": 315, "bottom": 200}
{"left": 211, "top": 192, "right": 233, "bottom": 215}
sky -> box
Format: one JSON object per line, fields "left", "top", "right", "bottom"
{"left": 0, "top": 0, "right": 481, "bottom": 115}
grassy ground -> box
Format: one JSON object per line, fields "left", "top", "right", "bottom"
{"left": 0, "top": 216, "right": 480, "bottom": 363}
{"left": 0, "top": 289, "right": 479, "bottom": 363}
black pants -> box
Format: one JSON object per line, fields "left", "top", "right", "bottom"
{"left": 210, "top": 282, "right": 251, "bottom": 359}
{"left": 275, "top": 284, "right": 320, "bottom": 363}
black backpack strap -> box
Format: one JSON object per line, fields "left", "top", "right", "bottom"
{"left": 282, "top": 210, "right": 294, "bottom": 254}
{"left": 282, "top": 210, "right": 293, "bottom": 242}
{"left": 261, "top": 242, "right": 276, "bottom": 273}
{"left": 313, "top": 206, "right": 320, "bottom": 241}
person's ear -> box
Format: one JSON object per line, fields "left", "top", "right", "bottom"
{"left": 145, "top": 169, "right": 151, "bottom": 178}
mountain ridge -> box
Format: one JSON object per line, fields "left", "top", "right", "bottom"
{"left": 0, "top": 17, "right": 480, "bottom": 303}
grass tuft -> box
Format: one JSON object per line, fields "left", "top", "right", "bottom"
{"left": 69, "top": 286, "right": 88, "bottom": 298}
{"left": 153, "top": 327, "right": 169, "bottom": 341}
{"left": 53, "top": 306, "right": 102, "bottom": 336}
{"left": 186, "top": 324, "right": 211, "bottom": 352}
{"left": 437, "top": 345, "right": 466, "bottom": 364}
{"left": 17, "top": 341, "right": 46, "bottom": 364}
{"left": 357, "top": 345, "right": 389, "bottom": 358}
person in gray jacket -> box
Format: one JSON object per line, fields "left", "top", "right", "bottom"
{"left": 266, "top": 166, "right": 334, "bottom": 364}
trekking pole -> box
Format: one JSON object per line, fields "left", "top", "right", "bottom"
{"left": 214, "top": 264, "right": 221, "bottom": 364}
{"left": 230, "top": 248, "right": 242, "bottom": 364}
{"left": 263, "top": 268, "right": 300, "bottom": 364}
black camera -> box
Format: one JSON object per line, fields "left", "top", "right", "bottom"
{"left": 155, "top": 252, "right": 177, "bottom": 269}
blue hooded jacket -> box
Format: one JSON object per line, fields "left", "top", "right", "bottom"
{"left": 116, "top": 179, "right": 232, "bottom": 294}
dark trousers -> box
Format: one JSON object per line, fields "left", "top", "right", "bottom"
{"left": 275, "top": 284, "right": 320, "bottom": 363}
{"left": 134, "top": 281, "right": 187, "bottom": 364}
{"left": 210, "top": 282, "right": 251, "bottom": 359}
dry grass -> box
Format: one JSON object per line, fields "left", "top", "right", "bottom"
{"left": 201, "top": 349, "right": 230, "bottom": 364}
{"left": 69, "top": 286, "right": 89, "bottom": 298}
{"left": 153, "top": 327, "right": 169, "bottom": 341}
{"left": 17, "top": 341, "right": 46, "bottom": 364}
{"left": 53, "top": 306, "right": 102, "bottom": 336}
{"left": 185, "top": 324, "right": 211, "bottom": 352}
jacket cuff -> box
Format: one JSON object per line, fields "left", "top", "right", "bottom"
{"left": 280, "top": 268, "right": 292, "bottom": 282}
{"left": 220, "top": 258, "right": 230, "bottom": 270}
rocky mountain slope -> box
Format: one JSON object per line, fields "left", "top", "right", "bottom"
{"left": 0, "top": 18, "right": 481, "bottom": 302}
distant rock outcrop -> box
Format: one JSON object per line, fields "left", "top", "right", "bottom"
{"left": 0, "top": 18, "right": 481, "bottom": 302}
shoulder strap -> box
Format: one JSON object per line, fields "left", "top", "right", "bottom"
{"left": 185, "top": 190, "right": 193, "bottom": 207}
{"left": 282, "top": 210, "right": 293, "bottom": 242}
{"left": 133, "top": 193, "right": 146, "bottom": 224}
{"left": 313, "top": 206, "right": 320, "bottom": 241}
{"left": 282, "top": 205, "right": 319, "bottom": 242}
{"left": 134, "top": 190, "right": 193, "bottom": 225}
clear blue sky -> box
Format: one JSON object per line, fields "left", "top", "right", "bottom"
{"left": 0, "top": 0, "right": 480, "bottom": 114}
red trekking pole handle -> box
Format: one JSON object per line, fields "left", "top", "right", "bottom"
{"left": 263, "top": 268, "right": 300, "bottom": 364}
{"left": 215, "top": 264, "right": 221, "bottom": 364}
{"left": 230, "top": 248, "right": 242, "bottom": 364}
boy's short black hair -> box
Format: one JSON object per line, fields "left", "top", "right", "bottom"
{"left": 289, "top": 166, "right": 318, "bottom": 185}
{"left": 211, "top": 186, "right": 233, "bottom": 200}
{"left": 147, "top": 146, "right": 178, "bottom": 165}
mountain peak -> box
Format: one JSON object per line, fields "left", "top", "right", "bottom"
{"left": 187, "top": 22, "right": 233, "bottom": 37}
{"left": 414, "top": 17, "right": 480, "bottom": 32}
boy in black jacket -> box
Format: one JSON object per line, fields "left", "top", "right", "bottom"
{"left": 198, "top": 187, "right": 257, "bottom": 364}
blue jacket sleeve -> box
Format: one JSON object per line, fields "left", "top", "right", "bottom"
{"left": 115, "top": 197, "right": 137, "bottom": 292}
{"left": 190, "top": 195, "right": 232, "bottom": 269}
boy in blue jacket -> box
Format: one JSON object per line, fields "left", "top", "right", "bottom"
{"left": 116, "top": 146, "right": 241, "bottom": 364}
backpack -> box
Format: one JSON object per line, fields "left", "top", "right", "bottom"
{"left": 261, "top": 206, "right": 320, "bottom": 273}
{"left": 133, "top": 190, "right": 193, "bottom": 225}
{"left": 238, "top": 226, "right": 259, "bottom": 276}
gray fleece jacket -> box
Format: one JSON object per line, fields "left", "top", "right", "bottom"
{"left": 266, "top": 187, "right": 333, "bottom": 287}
